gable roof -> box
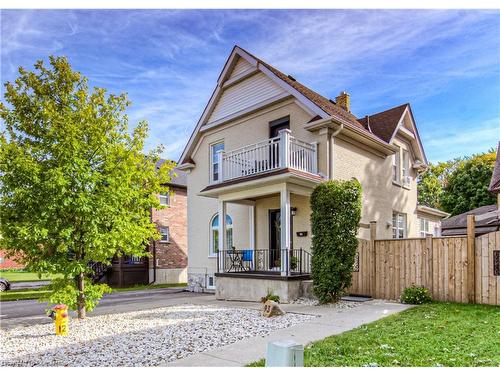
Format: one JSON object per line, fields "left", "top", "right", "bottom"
{"left": 242, "top": 50, "right": 362, "bottom": 128}
{"left": 156, "top": 160, "right": 187, "bottom": 188}
{"left": 357, "top": 104, "right": 408, "bottom": 143}
{"left": 178, "top": 45, "right": 426, "bottom": 166}
{"left": 488, "top": 142, "right": 500, "bottom": 193}
{"left": 358, "top": 103, "right": 427, "bottom": 164}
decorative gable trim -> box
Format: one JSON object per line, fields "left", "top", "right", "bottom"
{"left": 389, "top": 106, "right": 427, "bottom": 165}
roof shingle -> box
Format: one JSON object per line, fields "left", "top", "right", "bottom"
{"left": 357, "top": 104, "right": 408, "bottom": 143}
{"left": 488, "top": 142, "right": 500, "bottom": 193}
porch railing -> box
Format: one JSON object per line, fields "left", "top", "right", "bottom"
{"left": 218, "top": 129, "right": 317, "bottom": 183}
{"left": 216, "top": 248, "right": 311, "bottom": 275}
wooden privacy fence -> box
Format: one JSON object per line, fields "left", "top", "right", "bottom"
{"left": 349, "top": 220, "right": 499, "bottom": 305}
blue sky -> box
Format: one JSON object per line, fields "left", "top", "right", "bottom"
{"left": 1, "top": 9, "right": 499, "bottom": 163}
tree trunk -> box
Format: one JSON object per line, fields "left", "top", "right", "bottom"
{"left": 77, "top": 272, "right": 86, "bottom": 319}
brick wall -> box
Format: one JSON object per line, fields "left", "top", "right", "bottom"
{"left": 149, "top": 186, "right": 188, "bottom": 275}
{"left": 0, "top": 250, "right": 24, "bottom": 269}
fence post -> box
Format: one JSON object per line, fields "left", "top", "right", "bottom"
{"left": 369, "top": 221, "right": 377, "bottom": 297}
{"left": 466, "top": 214, "right": 476, "bottom": 303}
{"left": 425, "top": 234, "right": 433, "bottom": 290}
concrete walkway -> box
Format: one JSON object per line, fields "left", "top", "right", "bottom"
{"left": 166, "top": 297, "right": 411, "bottom": 367}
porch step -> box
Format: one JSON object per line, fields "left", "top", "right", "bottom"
{"left": 301, "top": 280, "right": 314, "bottom": 299}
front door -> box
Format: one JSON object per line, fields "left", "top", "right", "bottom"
{"left": 269, "top": 209, "right": 293, "bottom": 270}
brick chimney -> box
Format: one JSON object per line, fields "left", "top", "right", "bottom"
{"left": 335, "top": 91, "right": 350, "bottom": 112}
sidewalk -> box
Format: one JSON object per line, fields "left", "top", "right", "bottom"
{"left": 165, "top": 298, "right": 411, "bottom": 367}
{"left": 9, "top": 280, "right": 51, "bottom": 290}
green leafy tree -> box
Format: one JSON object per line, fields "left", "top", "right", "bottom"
{"left": 310, "top": 179, "right": 362, "bottom": 303}
{"left": 0, "top": 57, "right": 173, "bottom": 318}
{"left": 417, "top": 159, "right": 459, "bottom": 209}
{"left": 440, "top": 151, "right": 496, "bottom": 215}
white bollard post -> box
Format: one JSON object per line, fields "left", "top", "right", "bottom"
{"left": 265, "top": 340, "right": 304, "bottom": 367}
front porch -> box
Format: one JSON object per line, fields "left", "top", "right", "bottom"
{"left": 207, "top": 178, "right": 318, "bottom": 302}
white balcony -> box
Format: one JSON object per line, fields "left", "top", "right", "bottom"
{"left": 217, "top": 129, "right": 318, "bottom": 183}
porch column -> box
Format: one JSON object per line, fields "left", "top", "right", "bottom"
{"left": 218, "top": 200, "right": 227, "bottom": 272}
{"left": 249, "top": 204, "right": 255, "bottom": 270}
{"left": 280, "top": 185, "right": 291, "bottom": 276}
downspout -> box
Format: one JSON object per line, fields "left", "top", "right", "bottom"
{"left": 329, "top": 123, "right": 343, "bottom": 179}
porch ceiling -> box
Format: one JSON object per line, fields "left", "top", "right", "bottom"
{"left": 198, "top": 168, "right": 323, "bottom": 200}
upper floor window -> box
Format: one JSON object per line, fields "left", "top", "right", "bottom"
{"left": 209, "top": 214, "right": 233, "bottom": 256}
{"left": 210, "top": 142, "right": 224, "bottom": 183}
{"left": 392, "top": 148, "right": 401, "bottom": 183}
{"left": 392, "top": 212, "right": 406, "bottom": 239}
{"left": 159, "top": 227, "right": 170, "bottom": 243}
{"left": 159, "top": 191, "right": 171, "bottom": 206}
{"left": 402, "top": 150, "right": 410, "bottom": 186}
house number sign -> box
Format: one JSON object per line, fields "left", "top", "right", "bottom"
{"left": 494, "top": 250, "right": 500, "bottom": 277}
{"left": 353, "top": 252, "right": 360, "bottom": 272}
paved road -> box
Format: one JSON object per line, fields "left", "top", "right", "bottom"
{"left": 0, "top": 287, "right": 203, "bottom": 328}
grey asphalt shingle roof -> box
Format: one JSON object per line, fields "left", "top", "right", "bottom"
{"left": 441, "top": 204, "right": 499, "bottom": 236}
{"left": 156, "top": 159, "right": 187, "bottom": 188}
{"left": 488, "top": 142, "right": 500, "bottom": 193}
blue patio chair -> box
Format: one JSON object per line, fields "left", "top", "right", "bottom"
{"left": 241, "top": 249, "right": 253, "bottom": 271}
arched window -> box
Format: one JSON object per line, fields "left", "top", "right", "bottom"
{"left": 210, "top": 214, "right": 233, "bottom": 256}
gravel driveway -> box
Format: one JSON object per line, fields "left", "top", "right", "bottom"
{"left": 1, "top": 304, "right": 314, "bottom": 366}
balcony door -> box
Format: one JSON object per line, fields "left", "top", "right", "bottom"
{"left": 269, "top": 117, "right": 290, "bottom": 170}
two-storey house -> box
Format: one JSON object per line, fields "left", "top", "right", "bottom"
{"left": 178, "top": 46, "right": 439, "bottom": 301}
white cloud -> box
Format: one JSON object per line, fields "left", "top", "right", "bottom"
{"left": 423, "top": 118, "right": 500, "bottom": 162}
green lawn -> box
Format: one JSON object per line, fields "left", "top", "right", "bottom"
{"left": 0, "top": 270, "right": 61, "bottom": 282}
{"left": 249, "top": 303, "right": 500, "bottom": 367}
{"left": 0, "top": 282, "right": 186, "bottom": 302}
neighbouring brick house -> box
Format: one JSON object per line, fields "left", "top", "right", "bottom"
{"left": 0, "top": 250, "right": 23, "bottom": 270}
{"left": 0, "top": 164, "right": 189, "bottom": 285}
{"left": 148, "top": 165, "right": 188, "bottom": 284}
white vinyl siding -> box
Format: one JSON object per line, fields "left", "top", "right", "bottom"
{"left": 207, "top": 72, "right": 286, "bottom": 124}
{"left": 229, "top": 57, "right": 253, "bottom": 78}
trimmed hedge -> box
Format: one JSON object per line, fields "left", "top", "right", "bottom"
{"left": 310, "top": 180, "right": 362, "bottom": 303}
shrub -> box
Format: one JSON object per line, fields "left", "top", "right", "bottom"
{"left": 260, "top": 290, "right": 280, "bottom": 304}
{"left": 310, "top": 180, "right": 362, "bottom": 303}
{"left": 400, "top": 284, "right": 432, "bottom": 304}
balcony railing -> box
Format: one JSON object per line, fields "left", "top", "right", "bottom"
{"left": 218, "top": 129, "right": 317, "bottom": 183}
{"left": 216, "top": 248, "right": 311, "bottom": 275}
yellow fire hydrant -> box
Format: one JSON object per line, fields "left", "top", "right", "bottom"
{"left": 50, "top": 304, "right": 69, "bottom": 336}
